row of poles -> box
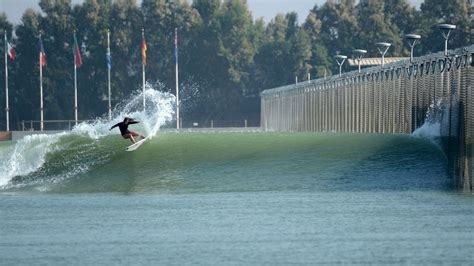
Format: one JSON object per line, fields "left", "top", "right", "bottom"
{"left": 332, "top": 24, "right": 457, "bottom": 77}
{"left": 3, "top": 28, "right": 181, "bottom": 131}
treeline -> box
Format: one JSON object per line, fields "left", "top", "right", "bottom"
{"left": 0, "top": 0, "right": 472, "bottom": 129}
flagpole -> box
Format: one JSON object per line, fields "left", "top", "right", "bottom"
{"left": 74, "top": 30, "right": 78, "bottom": 126}
{"left": 175, "top": 28, "right": 179, "bottom": 130}
{"left": 142, "top": 28, "right": 146, "bottom": 111}
{"left": 39, "top": 33, "right": 44, "bottom": 131}
{"left": 4, "top": 30, "right": 9, "bottom": 131}
{"left": 107, "top": 29, "right": 111, "bottom": 120}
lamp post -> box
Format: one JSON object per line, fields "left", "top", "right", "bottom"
{"left": 335, "top": 55, "right": 347, "bottom": 77}
{"left": 353, "top": 49, "right": 367, "bottom": 73}
{"left": 404, "top": 34, "right": 421, "bottom": 63}
{"left": 438, "top": 24, "right": 456, "bottom": 56}
{"left": 376, "top": 42, "right": 391, "bottom": 67}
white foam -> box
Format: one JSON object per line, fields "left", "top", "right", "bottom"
{"left": 72, "top": 85, "right": 176, "bottom": 140}
{"left": 411, "top": 99, "right": 444, "bottom": 148}
{"left": 0, "top": 133, "right": 66, "bottom": 187}
{"left": 0, "top": 86, "right": 176, "bottom": 188}
{"left": 412, "top": 121, "right": 441, "bottom": 138}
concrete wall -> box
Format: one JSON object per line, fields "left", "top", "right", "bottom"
{"left": 261, "top": 45, "right": 474, "bottom": 193}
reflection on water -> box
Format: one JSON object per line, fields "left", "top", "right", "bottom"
{"left": 0, "top": 133, "right": 472, "bottom": 264}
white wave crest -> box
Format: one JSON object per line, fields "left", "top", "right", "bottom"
{"left": 0, "top": 133, "right": 65, "bottom": 187}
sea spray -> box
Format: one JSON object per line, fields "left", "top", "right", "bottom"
{"left": 412, "top": 99, "right": 444, "bottom": 149}
{"left": 73, "top": 85, "right": 176, "bottom": 139}
{"left": 0, "top": 87, "right": 175, "bottom": 189}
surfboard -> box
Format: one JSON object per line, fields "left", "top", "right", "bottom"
{"left": 125, "top": 137, "right": 148, "bottom": 152}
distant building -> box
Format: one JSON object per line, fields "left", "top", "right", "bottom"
{"left": 347, "top": 57, "right": 409, "bottom": 67}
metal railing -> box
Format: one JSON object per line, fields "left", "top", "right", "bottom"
{"left": 18, "top": 120, "right": 95, "bottom": 131}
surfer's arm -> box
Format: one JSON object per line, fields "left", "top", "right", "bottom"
{"left": 129, "top": 121, "right": 139, "bottom": 124}
{"left": 109, "top": 123, "right": 120, "bottom": 130}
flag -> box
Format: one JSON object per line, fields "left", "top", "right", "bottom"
{"left": 7, "top": 42, "right": 16, "bottom": 60}
{"left": 39, "top": 36, "right": 46, "bottom": 68}
{"left": 73, "top": 33, "right": 83, "bottom": 67}
{"left": 174, "top": 30, "right": 178, "bottom": 65}
{"left": 141, "top": 37, "right": 147, "bottom": 66}
{"left": 106, "top": 48, "right": 111, "bottom": 70}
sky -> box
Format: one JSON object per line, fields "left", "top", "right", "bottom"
{"left": 1, "top": 0, "right": 423, "bottom": 25}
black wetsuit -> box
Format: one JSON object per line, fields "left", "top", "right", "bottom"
{"left": 110, "top": 120, "right": 139, "bottom": 136}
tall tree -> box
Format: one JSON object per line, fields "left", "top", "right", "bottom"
{"left": 12, "top": 9, "right": 42, "bottom": 124}
{"left": 317, "top": 0, "right": 358, "bottom": 74}
{"left": 356, "top": 0, "right": 404, "bottom": 57}
{"left": 73, "top": 0, "right": 113, "bottom": 118}
{"left": 419, "top": 0, "right": 471, "bottom": 54}
{"left": 37, "top": 0, "right": 75, "bottom": 120}
{"left": 254, "top": 12, "right": 311, "bottom": 89}
{"left": 109, "top": 0, "right": 141, "bottom": 100}
{"left": 303, "top": 6, "right": 331, "bottom": 78}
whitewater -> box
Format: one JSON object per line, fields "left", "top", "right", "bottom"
{"left": 0, "top": 86, "right": 176, "bottom": 189}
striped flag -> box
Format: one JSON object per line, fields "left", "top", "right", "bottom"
{"left": 141, "top": 36, "right": 147, "bottom": 66}
{"left": 6, "top": 41, "right": 16, "bottom": 60}
{"left": 39, "top": 36, "right": 46, "bottom": 67}
{"left": 106, "top": 47, "right": 111, "bottom": 70}
{"left": 73, "top": 33, "right": 83, "bottom": 67}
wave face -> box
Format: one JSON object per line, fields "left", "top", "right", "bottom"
{"left": 0, "top": 86, "right": 450, "bottom": 193}
{"left": 1, "top": 130, "right": 449, "bottom": 193}
{"left": 0, "top": 87, "right": 176, "bottom": 190}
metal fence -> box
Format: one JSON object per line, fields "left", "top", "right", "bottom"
{"left": 18, "top": 120, "right": 95, "bottom": 131}
{"left": 18, "top": 119, "right": 260, "bottom": 131}
{"left": 261, "top": 45, "right": 474, "bottom": 192}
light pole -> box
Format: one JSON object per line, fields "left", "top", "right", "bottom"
{"left": 376, "top": 42, "right": 391, "bottom": 67}
{"left": 438, "top": 24, "right": 456, "bottom": 56}
{"left": 353, "top": 49, "right": 367, "bottom": 73}
{"left": 404, "top": 34, "right": 421, "bottom": 63}
{"left": 335, "top": 55, "right": 347, "bottom": 77}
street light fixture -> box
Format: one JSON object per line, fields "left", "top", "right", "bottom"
{"left": 376, "top": 42, "right": 391, "bottom": 67}
{"left": 353, "top": 49, "right": 367, "bottom": 73}
{"left": 404, "top": 34, "right": 421, "bottom": 63}
{"left": 438, "top": 24, "right": 456, "bottom": 56}
{"left": 335, "top": 55, "right": 347, "bottom": 77}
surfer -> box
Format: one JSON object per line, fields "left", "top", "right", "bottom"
{"left": 109, "top": 117, "right": 145, "bottom": 144}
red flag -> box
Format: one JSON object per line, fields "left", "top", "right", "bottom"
{"left": 7, "top": 42, "right": 16, "bottom": 60}
{"left": 141, "top": 38, "right": 147, "bottom": 66}
{"left": 73, "top": 34, "right": 83, "bottom": 67}
{"left": 39, "top": 36, "right": 46, "bottom": 68}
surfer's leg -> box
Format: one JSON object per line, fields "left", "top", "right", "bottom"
{"left": 130, "top": 131, "right": 140, "bottom": 143}
{"left": 123, "top": 133, "right": 136, "bottom": 144}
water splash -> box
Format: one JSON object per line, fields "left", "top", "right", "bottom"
{"left": 0, "top": 133, "right": 65, "bottom": 187}
{"left": 73, "top": 84, "right": 176, "bottom": 139}
{"left": 0, "top": 86, "right": 175, "bottom": 188}
{"left": 412, "top": 99, "right": 444, "bottom": 148}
